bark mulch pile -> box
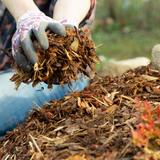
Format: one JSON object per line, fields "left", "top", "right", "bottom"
{"left": 0, "top": 63, "right": 160, "bottom": 160}
{"left": 9, "top": 28, "right": 99, "bottom": 90}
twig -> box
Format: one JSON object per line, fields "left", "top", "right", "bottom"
{"left": 92, "top": 96, "right": 108, "bottom": 106}
{"left": 4, "top": 154, "right": 10, "bottom": 160}
{"left": 120, "top": 141, "right": 132, "bottom": 157}
{"left": 29, "top": 133, "right": 42, "bottom": 153}
{"left": 103, "top": 132, "right": 117, "bottom": 145}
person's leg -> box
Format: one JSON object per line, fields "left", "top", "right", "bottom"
{"left": 0, "top": 71, "right": 88, "bottom": 136}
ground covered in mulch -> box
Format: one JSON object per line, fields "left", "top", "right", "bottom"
{"left": 0, "top": 63, "right": 160, "bottom": 160}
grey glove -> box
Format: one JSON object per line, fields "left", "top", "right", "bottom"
{"left": 12, "top": 11, "right": 66, "bottom": 71}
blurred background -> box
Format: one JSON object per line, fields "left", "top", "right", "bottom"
{"left": 90, "top": 0, "right": 160, "bottom": 69}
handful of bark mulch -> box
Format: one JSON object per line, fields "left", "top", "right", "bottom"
{"left": 10, "top": 28, "right": 100, "bottom": 90}
{"left": 0, "top": 63, "right": 160, "bottom": 160}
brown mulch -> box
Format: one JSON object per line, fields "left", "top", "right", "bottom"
{"left": 9, "top": 28, "right": 99, "bottom": 90}
{"left": 0, "top": 63, "right": 160, "bottom": 160}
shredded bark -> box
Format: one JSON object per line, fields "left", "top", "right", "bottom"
{"left": 0, "top": 63, "right": 160, "bottom": 160}
{"left": 10, "top": 28, "right": 100, "bottom": 90}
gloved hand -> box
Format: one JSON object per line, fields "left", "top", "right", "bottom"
{"left": 12, "top": 10, "right": 66, "bottom": 71}
{"left": 59, "top": 18, "right": 78, "bottom": 31}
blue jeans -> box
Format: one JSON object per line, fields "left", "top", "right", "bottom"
{"left": 0, "top": 72, "right": 88, "bottom": 137}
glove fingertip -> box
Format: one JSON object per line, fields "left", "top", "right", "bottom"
{"left": 14, "top": 51, "right": 32, "bottom": 71}
{"left": 65, "top": 24, "right": 75, "bottom": 31}
{"left": 39, "top": 39, "right": 49, "bottom": 50}
{"left": 21, "top": 35, "right": 38, "bottom": 64}
{"left": 48, "top": 23, "right": 66, "bottom": 36}
{"left": 58, "top": 25, "right": 66, "bottom": 36}
{"left": 33, "top": 26, "right": 49, "bottom": 50}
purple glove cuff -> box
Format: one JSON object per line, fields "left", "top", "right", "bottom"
{"left": 59, "top": 18, "right": 78, "bottom": 28}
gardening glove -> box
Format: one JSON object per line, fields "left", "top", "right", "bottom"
{"left": 12, "top": 10, "right": 66, "bottom": 71}
{"left": 151, "top": 44, "right": 160, "bottom": 70}
{"left": 59, "top": 18, "right": 78, "bottom": 31}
